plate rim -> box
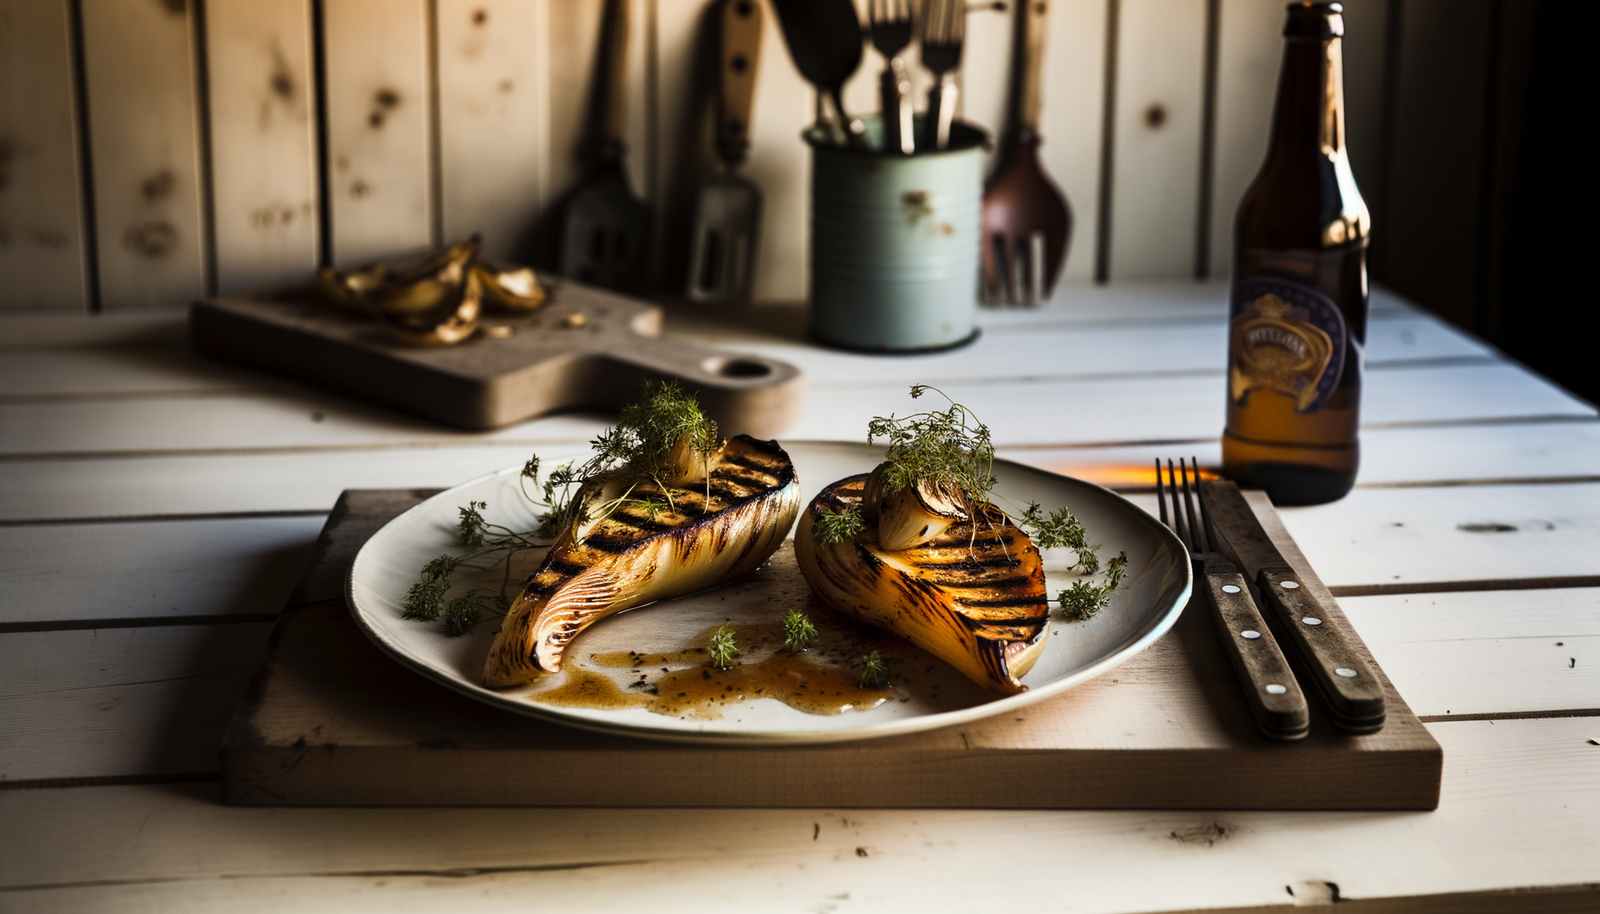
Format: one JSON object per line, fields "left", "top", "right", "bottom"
{"left": 346, "top": 440, "right": 1193, "bottom": 745}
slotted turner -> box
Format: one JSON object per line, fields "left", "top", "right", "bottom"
{"left": 687, "top": 0, "right": 765, "bottom": 306}
{"left": 561, "top": 0, "right": 653, "bottom": 294}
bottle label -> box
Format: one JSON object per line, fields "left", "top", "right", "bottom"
{"left": 1229, "top": 278, "right": 1347, "bottom": 414}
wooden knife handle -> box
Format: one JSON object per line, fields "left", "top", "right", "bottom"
{"left": 1201, "top": 569, "right": 1309, "bottom": 740}
{"left": 717, "top": 0, "right": 763, "bottom": 165}
{"left": 1258, "top": 570, "right": 1387, "bottom": 733}
{"left": 600, "top": 0, "right": 632, "bottom": 146}
{"left": 1015, "top": 0, "right": 1049, "bottom": 132}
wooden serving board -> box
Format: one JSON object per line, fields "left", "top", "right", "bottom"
{"left": 221, "top": 489, "right": 1442, "bottom": 809}
{"left": 189, "top": 276, "right": 805, "bottom": 437}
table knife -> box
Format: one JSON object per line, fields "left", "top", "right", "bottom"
{"left": 1198, "top": 479, "right": 1387, "bottom": 734}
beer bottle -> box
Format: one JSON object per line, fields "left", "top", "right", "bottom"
{"left": 1222, "top": 1, "right": 1370, "bottom": 506}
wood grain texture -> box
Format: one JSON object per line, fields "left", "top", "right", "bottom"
{"left": 1340, "top": 587, "right": 1600, "bottom": 719}
{"left": 0, "top": 516, "right": 324, "bottom": 626}
{"left": 205, "top": 0, "right": 320, "bottom": 296}
{"left": 0, "top": 0, "right": 90, "bottom": 312}
{"left": 322, "top": 0, "right": 434, "bottom": 268}
{"left": 1278, "top": 482, "right": 1600, "bottom": 593}
{"left": 436, "top": 0, "right": 546, "bottom": 260}
{"left": 0, "top": 306, "right": 1492, "bottom": 403}
{"left": 1107, "top": 0, "right": 1207, "bottom": 279}
{"left": 1, "top": 359, "right": 1589, "bottom": 460}
{"left": 214, "top": 488, "right": 1439, "bottom": 810}
{"left": 3, "top": 725, "right": 1598, "bottom": 914}
{"left": 0, "top": 623, "right": 275, "bottom": 782}
{"left": 79, "top": 0, "right": 208, "bottom": 311}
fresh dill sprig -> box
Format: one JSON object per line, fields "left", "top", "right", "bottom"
{"left": 858, "top": 650, "right": 888, "bottom": 688}
{"left": 1017, "top": 502, "right": 1101, "bottom": 573}
{"left": 867, "top": 385, "right": 996, "bottom": 515}
{"left": 708, "top": 625, "right": 740, "bottom": 668}
{"left": 457, "top": 500, "right": 490, "bottom": 547}
{"left": 1057, "top": 551, "right": 1131, "bottom": 622}
{"left": 443, "top": 590, "right": 485, "bottom": 636}
{"left": 812, "top": 503, "right": 864, "bottom": 545}
{"left": 1105, "top": 551, "right": 1129, "bottom": 589}
{"left": 402, "top": 553, "right": 463, "bottom": 621}
{"left": 1057, "top": 580, "right": 1113, "bottom": 621}
{"left": 782, "top": 608, "right": 818, "bottom": 650}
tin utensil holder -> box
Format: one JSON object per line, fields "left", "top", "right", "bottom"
{"left": 806, "top": 117, "right": 986, "bottom": 352}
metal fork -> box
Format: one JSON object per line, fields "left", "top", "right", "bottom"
{"left": 920, "top": 0, "right": 966, "bottom": 150}
{"left": 869, "top": 0, "right": 915, "bottom": 155}
{"left": 1158, "top": 458, "right": 1310, "bottom": 741}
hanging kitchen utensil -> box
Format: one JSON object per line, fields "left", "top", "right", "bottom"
{"left": 921, "top": 0, "right": 966, "bottom": 150}
{"left": 687, "top": 0, "right": 765, "bottom": 306}
{"left": 560, "top": 0, "right": 653, "bottom": 293}
{"left": 769, "top": 0, "right": 869, "bottom": 149}
{"left": 980, "top": 0, "right": 1071, "bottom": 304}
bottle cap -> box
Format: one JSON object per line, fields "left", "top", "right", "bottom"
{"left": 1283, "top": 2, "right": 1345, "bottom": 39}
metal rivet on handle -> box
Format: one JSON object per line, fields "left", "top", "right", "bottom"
{"left": 1266, "top": 684, "right": 1287, "bottom": 695}
{"left": 1280, "top": 580, "right": 1300, "bottom": 590}
{"left": 1302, "top": 616, "right": 1322, "bottom": 626}
{"left": 1222, "top": 584, "right": 1241, "bottom": 594}
{"left": 1241, "top": 630, "right": 1261, "bottom": 640}
{"left": 1335, "top": 667, "right": 1358, "bottom": 678}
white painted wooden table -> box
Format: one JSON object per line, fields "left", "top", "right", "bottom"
{"left": 2, "top": 282, "right": 1597, "bottom": 913}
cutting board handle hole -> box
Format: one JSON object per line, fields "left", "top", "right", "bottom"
{"left": 706, "top": 357, "right": 772, "bottom": 379}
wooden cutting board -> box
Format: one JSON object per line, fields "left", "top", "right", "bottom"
{"left": 221, "top": 489, "right": 1441, "bottom": 809}
{"left": 189, "top": 275, "right": 805, "bottom": 437}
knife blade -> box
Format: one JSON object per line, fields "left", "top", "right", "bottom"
{"left": 1198, "top": 479, "right": 1386, "bottom": 734}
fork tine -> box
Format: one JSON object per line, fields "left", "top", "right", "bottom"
{"left": 1155, "top": 458, "right": 1169, "bottom": 529}
{"left": 1166, "top": 459, "right": 1188, "bottom": 547}
{"left": 1188, "top": 456, "right": 1211, "bottom": 553}
{"left": 1179, "top": 458, "right": 1206, "bottom": 553}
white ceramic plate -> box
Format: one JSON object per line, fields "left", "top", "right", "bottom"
{"left": 348, "top": 441, "right": 1191, "bottom": 744}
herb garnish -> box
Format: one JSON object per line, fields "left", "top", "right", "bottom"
{"left": 782, "top": 608, "right": 819, "bottom": 650}
{"left": 1057, "top": 551, "right": 1130, "bottom": 621}
{"left": 818, "top": 385, "right": 1101, "bottom": 571}
{"left": 858, "top": 650, "right": 888, "bottom": 688}
{"left": 812, "top": 503, "right": 864, "bottom": 546}
{"left": 708, "top": 625, "right": 740, "bottom": 668}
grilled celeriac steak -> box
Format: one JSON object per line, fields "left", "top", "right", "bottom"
{"left": 794, "top": 473, "right": 1050, "bottom": 695}
{"left": 484, "top": 435, "right": 800, "bottom": 687}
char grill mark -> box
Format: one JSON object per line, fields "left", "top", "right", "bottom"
{"left": 957, "top": 611, "right": 1051, "bottom": 630}
{"left": 928, "top": 574, "right": 1037, "bottom": 590}
{"left": 910, "top": 557, "right": 1022, "bottom": 571}
{"left": 959, "top": 594, "right": 1048, "bottom": 608}
{"left": 603, "top": 510, "right": 676, "bottom": 534}
{"left": 579, "top": 535, "right": 635, "bottom": 554}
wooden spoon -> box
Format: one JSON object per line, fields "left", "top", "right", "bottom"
{"left": 981, "top": 0, "right": 1072, "bottom": 305}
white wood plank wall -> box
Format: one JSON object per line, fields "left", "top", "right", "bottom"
{"left": 0, "top": 0, "right": 1395, "bottom": 312}
{"left": 0, "top": 0, "right": 90, "bottom": 311}
{"left": 79, "top": 0, "right": 209, "bottom": 311}
{"left": 205, "top": 0, "right": 321, "bottom": 294}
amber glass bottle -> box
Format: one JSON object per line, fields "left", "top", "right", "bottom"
{"left": 1223, "top": 2, "right": 1370, "bottom": 506}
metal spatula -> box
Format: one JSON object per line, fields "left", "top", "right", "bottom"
{"left": 561, "top": 0, "right": 652, "bottom": 294}
{"left": 687, "top": 0, "right": 765, "bottom": 306}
